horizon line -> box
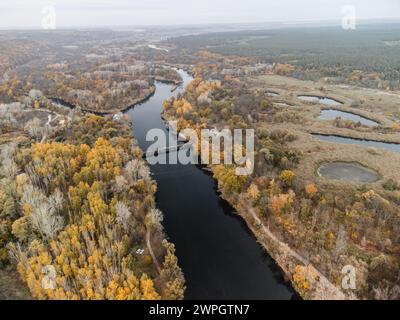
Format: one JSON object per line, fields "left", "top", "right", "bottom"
{"left": 1, "top": 16, "right": 400, "bottom": 31}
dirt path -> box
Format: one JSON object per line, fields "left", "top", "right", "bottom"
{"left": 241, "top": 195, "right": 348, "bottom": 300}
{"left": 146, "top": 229, "right": 162, "bottom": 274}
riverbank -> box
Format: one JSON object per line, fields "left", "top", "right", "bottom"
{"left": 215, "top": 187, "right": 348, "bottom": 300}
{"left": 49, "top": 85, "right": 157, "bottom": 115}
{"left": 49, "top": 72, "right": 189, "bottom": 115}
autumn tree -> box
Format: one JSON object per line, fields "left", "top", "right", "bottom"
{"left": 6, "top": 128, "right": 183, "bottom": 300}
{"left": 280, "top": 170, "right": 295, "bottom": 187}
{"left": 213, "top": 165, "right": 247, "bottom": 195}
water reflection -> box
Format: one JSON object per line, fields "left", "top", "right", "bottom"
{"left": 318, "top": 109, "right": 379, "bottom": 126}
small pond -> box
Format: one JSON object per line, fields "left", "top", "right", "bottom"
{"left": 298, "top": 95, "right": 342, "bottom": 106}
{"left": 266, "top": 91, "right": 279, "bottom": 97}
{"left": 318, "top": 109, "right": 379, "bottom": 126}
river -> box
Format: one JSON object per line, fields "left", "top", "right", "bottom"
{"left": 126, "top": 69, "right": 297, "bottom": 299}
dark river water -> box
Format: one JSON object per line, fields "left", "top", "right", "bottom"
{"left": 126, "top": 69, "right": 297, "bottom": 300}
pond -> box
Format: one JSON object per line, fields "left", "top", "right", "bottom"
{"left": 318, "top": 109, "right": 379, "bottom": 126}
{"left": 317, "top": 162, "right": 379, "bottom": 183}
{"left": 298, "top": 95, "right": 342, "bottom": 106}
{"left": 266, "top": 91, "right": 279, "bottom": 97}
{"left": 312, "top": 134, "right": 400, "bottom": 153}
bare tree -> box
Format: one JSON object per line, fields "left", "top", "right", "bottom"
{"left": 0, "top": 143, "right": 18, "bottom": 178}
{"left": 113, "top": 175, "right": 129, "bottom": 194}
{"left": 24, "top": 117, "right": 49, "bottom": 142}
{"left": 22, "top": 185, "right": 64, "bottom": 240}
{"left": 123, "top": 159, "right": 151, "bottom": 183}
{"left": 0, "top": 105, "right": 17, "bottom": 132}
{"left": 373, "top": 284, "right": 400, "bottom": 300}
{"left": 116, "top": 201, "right": 132, "bottom": 232}
{"left": 30, "top": 201, "right": 64, "bottom": 240}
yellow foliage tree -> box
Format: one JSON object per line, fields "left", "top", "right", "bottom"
{"left": 270, "top": 192, "right": 294, "bottom": 216}
{"left": 247, "top": 184, "right": 260, "bottom": 200}
{"left": 280, "top": 170, "right": 295, "bottom": 186}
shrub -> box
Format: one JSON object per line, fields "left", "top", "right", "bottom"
{"left": 280, "top": 170, "right": 295, "bottom": 186}
{"left": 305, "top": 184, "right": 318, "bottom": 198}
{"left": 382, "top": 179, "right": 400, "bottom": 191}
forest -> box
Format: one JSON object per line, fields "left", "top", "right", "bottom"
{"left": 170, "top": 23, "right": 400, "bottom": 90}
{"left": 0, "top": 31, "right": 182, "bottom": 113}
{"left": 0, "top": 99, "right": 185, "bottom": 299}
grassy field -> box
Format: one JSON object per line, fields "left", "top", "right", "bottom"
{"left": 250, "top": 73, "right": 400, "bottom": 192}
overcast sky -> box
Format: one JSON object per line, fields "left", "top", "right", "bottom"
{"left": 0, "top": 0, "right": 399, "bottom": 28}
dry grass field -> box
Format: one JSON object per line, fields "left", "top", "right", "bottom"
{"left": 251, "top": 74, "right": 400, "bottom": 193}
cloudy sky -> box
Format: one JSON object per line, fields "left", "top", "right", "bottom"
{"left": 0, "top": 0, "right": 399, "bottom": 28}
